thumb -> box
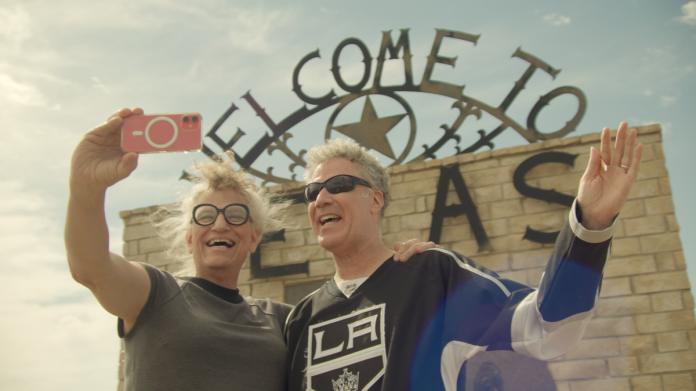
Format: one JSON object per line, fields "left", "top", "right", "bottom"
{"left": 117, "top": 152, "right": 139, "bottom": 180}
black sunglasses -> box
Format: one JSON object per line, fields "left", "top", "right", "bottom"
{"left": 192, "top": 203, "right": 251, "bottom": 226}
{"left": 304, "top": 175, "right": 373, "bottom": 202}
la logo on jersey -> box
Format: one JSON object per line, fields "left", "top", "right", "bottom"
{"left": 307, "top": 304, "right": 387, "bottom": 391}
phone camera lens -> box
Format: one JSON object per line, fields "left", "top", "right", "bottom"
{"left": 192, "top": 116, "right": 198, "bottom": 122}
{"left": 183, "top": 116, "right": 189, "bottom": 122}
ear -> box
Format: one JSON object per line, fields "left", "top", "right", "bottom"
{"left": 370, "top": 189, "right": 385, "bottom": 215}
{"left": 248, "top": 227, "right": 261, "bottom": 254}
{"left": 185, "top": 231, "right": 193, "bottom": 254}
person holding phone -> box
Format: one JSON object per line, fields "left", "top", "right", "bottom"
{"left": 65, "top": 108, "right": 432, "bottom": 390}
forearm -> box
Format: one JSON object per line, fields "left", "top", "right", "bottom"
{"left": 64, "top": 186, "right": 113, "bottom": 287}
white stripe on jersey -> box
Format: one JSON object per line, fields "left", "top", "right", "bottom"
{"left": 425, "top": 247, "right": 511, "bottom": 296}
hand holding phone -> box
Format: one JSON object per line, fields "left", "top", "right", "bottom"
{"left": 121, "top": 113, "right": 203, "bottom": 153}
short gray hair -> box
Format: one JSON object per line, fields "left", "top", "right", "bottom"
{"left": 151, "top": 151, "right": 290, "bottom": 276}
{"left": 303, "top": 139, "right": 390, "bottom": 216}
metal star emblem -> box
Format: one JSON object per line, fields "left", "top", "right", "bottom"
{"left": 332, "top": 96, "right": 406, "bottom": 159}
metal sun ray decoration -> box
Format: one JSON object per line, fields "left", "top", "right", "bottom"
{"left": 182, "top": 28, "right": 586, "bottom": 186}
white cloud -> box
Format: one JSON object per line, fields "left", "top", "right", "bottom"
{"left": 677, "top": 1, "right": 696, "bottom": 26}
{"left": 543, "top": 13, "right": 571, "bottom": 26}
{"left": 0, "top": 74, "right": 46, "bottom": 106}
{"left": 91, "top": 76, "right": 110, "bottom": 93}
{"left": 661, "top": 95, "right": 677, "bottom": 106}
{"left": 643, "top": 89, "right": 653, "bottom": 97}
{"left": 0, "top": 5, "right": 32, "bottom": 49}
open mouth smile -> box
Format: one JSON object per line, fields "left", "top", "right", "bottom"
{"left": 320, "top": 214, "right": 341, "bottom": 225}
{"left": 206, "top": 239, "right": 235, "bottom": 248}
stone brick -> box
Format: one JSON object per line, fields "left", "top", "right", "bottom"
{"left": 581, "top": 133, "right": 602, "bottom": 143}
{"left": 584, "top": 317, "right": 637, "bottom": 338}
{"left": 662, "top": 373, "right": 696, "bottom": 391}
{"left": 656, "top": 252, "right": 678, "bottom": 272}
{"left": 382, "top": 230, "right": 425, "bottom": 247}
{"left": 511, "top": 249, "right": 553, "bottom": 270}
{"left": 610, "top": 238, "right": 642, "bottom": 257}
{"left": 603, "top": 255, "right": 656, "bottom": 278}
{"left": 619, "top": 334, "right": 657, "bottom": 355}
{"left": 632, "top": 271, "right": 690, "bottom": 294}
{"left": 630, "top": 375, "right": 662, "bottom": 391}
{"left": 666, "top": 214, "right": 680, "bottom": 232}
{"left": 599, "top": 277, "right": 632, "bottom": 298}
{"left": 651, "top": 291, "right": 685, "bottom": 312}
{"left": 489, "top": 199, "right": 523, "bottom": 219}
{"left": 123, "top": 224, "right": 157, "bottom": 241}
{"left": 138, "top": 237, "right": 166, "bottom": 254}
{"left": 460, "top": 166, "right": 514, "bottom": 187}
{"left": 146, "top": 251, "right": 172, "bottom": 267}
{"left": 596, "top": 295, "right": 652, "bottom": 317}
{"left": 481, "top": 219, "right": 509, "bottom": 238}
{"left": 561, "top": 337, "right": 620, "bottom": 360}
{"left": 401, "top": 212, "right": 433, "bottom": 230}
{"left": 123, "top": 241, "right": 138, "bottom": 257}
{"left": 469, "top": 253, "right": 510, "bottom": 272}
{"left": 656, "top": 331, "right": 690, "bottom": 352}
{"left": 685, "top": 292, "right": 695, "bottom": 310}
{"left": 384, "top": 198, "right": 415, "bottom": 217}
{"left": 257, "top": 249, "right": 282, "bottom": 266}
{"left": 261, "top": 230, "right": 305, "bottom": 250}
{"left": 440, "top": 224, "right": 472, "bottom": 243}
{"left": 608, "top": 356, "right": 640, "bottom": 376}
{"left": 282, "top": 245, "right": 326, "bottom": 263}
{"left": 509, "top": 210, "right": 566, "bottom": 234}
{"left": 459, "top": 158, "right": 499, "bottom": 172}
{"left": 251, "top": 281, "right": 283, "bottom": 298}
{"left": 415, "top": 196, "right": 426, "bottom": 213}
{"left": 521, "top": 198, "right": 569, "bottom": 214}
{"left": 390, "top": 177, "right": 439, "bottom": 199}
{"left": 645, "top": 196, "right": 674, "bottom": 215}
{"left": 568, "top": 378, "right": 630, "bottom": 391}
{"left": 502, "top": 183, "right": 524, "bottom": 200}
{"left": 237, "top": 284, "right": 250, "bottom": 296}
{"left": 628, "top": 179, "right": 660, "bottom": 200}
{"left": 125, "top": 213, "right": 153, "bottom": 226}
{"left": 624, "top": 215, "right": 667, "bottom": 236}
{"left": 676, "top": 251, "right": 686, "bottom": 270}
{"left": 554, "top": 381, "right": 570, "bottom": 391}
{"left": 387, "top": 216, "right": 400, "bottom": 234}
{"left": 457, "top": 152, "right": 475, "bottom": 164}
{"left": 640, "top": 232, "right": 683, "bottom": 254}
{"left": 547, "top": 359, "right": 607, "bottom": 381}
{"left": 441, "top": 155, "right": 459, "bottom": 166}
{"left": 473, "top": 150, "right": 492, "bottom": 160}
{"left": 304, "top": 230, "right": 318, "bottom": 245}
{"left": 639, "top": 351, "right": 696, "bottom": 373}
{"left": 488, "top": 234, "right": 543, "bottom": 253}
{"left": 404, "top": 168, "right": 441, "bottom": 182}
{"left": 659, "top": 177, "right": 672, "bottom": 195}
{"left": 635, "top": 311, "right": 696, "bottom": 333}
{"left": 636, "top": 159, "right": 668, "bottom": 180}
{"left": 620, "top": 199, "right": 646, "bottom": 218}
{"left": 536, "top": 173, "right": 582, "bottom": 193}
{"left": 472, "top": 185, "right": 503, "bottom": 204}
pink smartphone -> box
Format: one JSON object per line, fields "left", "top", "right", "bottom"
{"left": 121, "top": 113, "right": 203, "bottom": 153}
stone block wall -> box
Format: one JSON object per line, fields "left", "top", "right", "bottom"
{"left": 120, "top": 124, "right": 696, "bottom": 390}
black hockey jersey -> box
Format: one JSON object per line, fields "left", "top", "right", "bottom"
{"left": 285, "top": 208, "right": 613, "bottom": 391}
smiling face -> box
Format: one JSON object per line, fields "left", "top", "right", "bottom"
{"left": 185, "top": 189, "right": 259, "bottom": 279}
{"left": 308, "top": 158, "right": 384, "bottom": 256}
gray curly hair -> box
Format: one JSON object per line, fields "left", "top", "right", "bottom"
{"left": 151, "top": 151, "right": 290, "bottom": 276}
{"left": 303, "top": 138, "right": 390, "bottom": 216}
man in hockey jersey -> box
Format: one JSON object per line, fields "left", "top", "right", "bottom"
{"left": 284, "top": 122, "right": 643, "bottom": 391}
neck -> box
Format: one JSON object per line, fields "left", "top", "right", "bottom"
{"left": 331, "top": 240, "right": 394, "bottom": 283}
{"left": 194, "top": 266, "right": 240, "bottom": 290}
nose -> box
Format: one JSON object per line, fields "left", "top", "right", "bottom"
{"left": 313, "top": 186, "right": 333, "bottom": 206}
{"left": 211, "top": 212, "right": 230, "bottom": 230}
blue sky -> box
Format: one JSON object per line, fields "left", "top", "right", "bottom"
{"left": 1, "top": 0, "right": 694, "bottom": 389}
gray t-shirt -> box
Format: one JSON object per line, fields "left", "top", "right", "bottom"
{"left": 119, "top": 263, "right": 292, "bottom": 391}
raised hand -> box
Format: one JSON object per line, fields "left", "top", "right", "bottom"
{"left": 70, "top": 108, "right": 143, "bottom": 193}
{"left": 577, "top": 122, "right": 643, "bottom": 230}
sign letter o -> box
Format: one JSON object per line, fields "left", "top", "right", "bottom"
{"left": 331, "top": 38, "right": 373, "bottom": 93}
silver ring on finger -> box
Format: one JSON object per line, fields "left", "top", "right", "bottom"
{"left": 620, "top": 164, "right": 630, "bottom": 169}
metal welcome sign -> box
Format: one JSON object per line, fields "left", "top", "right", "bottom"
{"left": 188, "top": 28, "right": 586, "bottom": 278}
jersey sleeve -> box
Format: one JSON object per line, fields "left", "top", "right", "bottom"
{"left": 117, "top": 263, "right": 182, "bottom": 338}
{"left": 510, "top": 199, "right": 616, "bottom": 360}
